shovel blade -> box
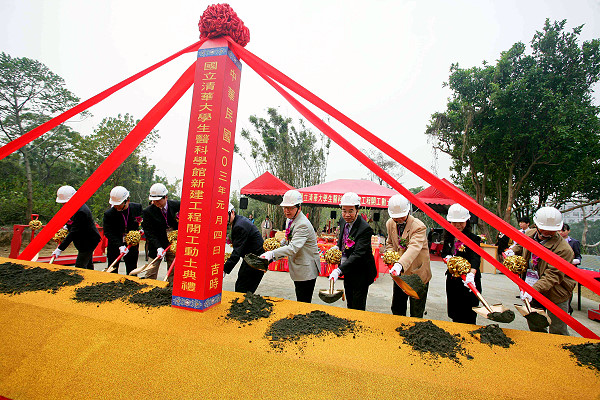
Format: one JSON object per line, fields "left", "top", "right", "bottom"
{"left": 514, "top": 304, "right": 550, "bottom": 329}
{"left": 243, "top": 253, "right": 270, "bottom": 272}
{"left": 318, "top": 289, "right": 344, "bottom": 304}
{"left": 473, "top": 304, "right": 515, "bottom": 323}
{"left": 390, "top": 274, "right": 423, "bottom": 299}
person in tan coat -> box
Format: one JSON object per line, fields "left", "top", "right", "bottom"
{"left": 385, "top": 194, "right": 432, "bottom": 317}
{"left": 509, "top": 207, "right": 575, "bottom": 335}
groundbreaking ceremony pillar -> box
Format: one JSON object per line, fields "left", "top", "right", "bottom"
{"left": 172, "top": 37, "right": 242, "bottom": 311}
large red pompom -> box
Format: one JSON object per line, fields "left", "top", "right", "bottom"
{"left": 198, "top": 4, "right": 250, "bottom": 47}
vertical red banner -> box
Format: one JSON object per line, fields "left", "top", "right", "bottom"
{"left": 172, "top": 37, "right": 241, "bottom": 311}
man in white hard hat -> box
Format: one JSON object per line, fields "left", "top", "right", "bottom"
{"left": 259, "top": 189, "right": 320, "bottom": 303}
{"left": 52, "top": 185, "right": 101, "bottom": 269}
{"left": 223, "top": 203, "right": 266, "bottom": 293}
{"left": 510, "top": 206, "right": 575, "bottom": 335}
{"left": 384, "top": 194, "right": 432, "bottom": 317}
{"left": 138, "top": 183, "right": 180, "bottom": 280}
{"left": 328, "top": 192, "right": 377, "bottom": 311}
{"left": 102, "top": 186, "right": 143, "bottom": 275}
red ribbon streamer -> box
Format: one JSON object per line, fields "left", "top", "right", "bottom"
{"left": 227, "top": 37, "right": 600, "bottom": 299}
{"left": 18, "top": 63, "right": 196, "bottom": 261}
{"left": 239, "top": 50, "right": 598, "bottom": 339}
{"left": 0, "top": 40, "right": 204, "bottom": 162}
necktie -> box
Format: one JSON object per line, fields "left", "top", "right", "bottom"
{"left": 343, "top": 223, "right": 350, "bottom": 247}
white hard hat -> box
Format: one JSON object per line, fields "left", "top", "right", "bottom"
{"left": 340, "top": 192, "right": 361, "bottom": 207}
{"left": 387, "top": 194, "right": 410, "bottom": 218}
{"left": 148, "top": 183, "right": 168, "bottom": 200}
{"left": 534, "top": 207, "right": 563, "bottom": 231}
{"left": 228, "top": 202, "right": 235, "bottom": 213}
{"left": 109, "top": 186, "right": 130, "bottom": 206}
{"left": 447, "top": 203, "right": 471, "bottom": 222}
{"left": 56, "top": 185, "right": 76, "bottom": 203}
{"left": 280, "top": 190, "right": 303, "bottom": 207}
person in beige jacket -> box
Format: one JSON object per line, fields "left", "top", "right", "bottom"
{"left": 509, "top": 207, "right": 575, "bottom": 335}
{"left": 385, "top": 194, "right": 432, "bottom": 317}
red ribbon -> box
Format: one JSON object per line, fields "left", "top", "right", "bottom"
{"left": 18, "top": 63, "right": 196, "bottom": 261}
{"left": 0, "top": 40, "right": 204, "bottom": 162}
{"left": 237, "top": 49, "right": 598, "bottom": 339}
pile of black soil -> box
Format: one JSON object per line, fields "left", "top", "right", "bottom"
{"left": 0, "top": 262, "right": 83, "bottom": 295}
{"left": 226, "top": 292, "right": 273, "bottom": 324}
{"left": 487, "top": 310, "right": 515, "bottom": 323}
{"left": 469, "top": 324, "right": 514, "bottom": 348}
{"left": 266, "top": 310, "right": 358, "bottom": 350}
{"left": 128, "top": 283, "right": 173, "bottom": 307}
{"left": 396, "top": 320, "right": 471, "bottom": 363}
{"left": 74, "top": 278, "right": 148, "bottom": 303}
{"left": 563, "top": 342, "right": 600, "bottom": 372}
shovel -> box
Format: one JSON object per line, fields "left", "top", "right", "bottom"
{"left": 243, "top": 253, "right": 270, "bottom": 272}
{"left": 514, "top": 297, "right": 550, "bottom": 331}
{"left": 103, "top": 245, "right": 132, "bottom": 273}
{"left": 390, "top": 273, "right": 426, "bottom": 299}
{"left": 318, "top": 279, "right": 345, "bottom": 304}
{"left": 461, "top": 275, "right": 515, "bottom": 323}
{"left": 129, "top": 244, "right": 172, "bottom": 276}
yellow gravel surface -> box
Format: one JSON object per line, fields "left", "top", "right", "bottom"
{"left": 0, "top": 258, "right": 599, "bottom": 400}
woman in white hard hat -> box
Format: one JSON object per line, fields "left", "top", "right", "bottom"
{"left": 102, "top": 186, "right": 143, "bottom": 275}
{"left": 328, "top": 192, "right": 377, "bottom": 311}
{"left": 510, "top": 206, "right": 575, "bottom": 335}
{"left": 260, "top": 190, "right": 321, "bottom": 303}
{"left": 441, "top": 203, "right": 481, "bottom": 324}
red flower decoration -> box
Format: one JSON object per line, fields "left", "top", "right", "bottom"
{"left": 66, "top": 219, "right": 73, "bottom": 225}
{"left": 198, "top": 4, "right": 250, "bottom": 47}
{"left": 135, "top": 216, "right": 143, "bottom": 224}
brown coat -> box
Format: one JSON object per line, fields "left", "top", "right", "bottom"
{"left": 512, "top": 229, "right": 575, "bottom": 304}
{"left": 385, "top": 215, "right": 432, "bottom": 284}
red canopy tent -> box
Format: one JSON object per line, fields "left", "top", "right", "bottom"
{"left": 414, "top": 178, "right": 455, "bottom": 213}
{"left": 240, "top": 171, "right": 295, "bottom": 205}
{"left": 297, "top": 179, "right": 398, "bottom": 209}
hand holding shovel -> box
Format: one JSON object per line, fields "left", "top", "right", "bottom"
{"left": 103, "top": 245, "right": 132, "bottom": 273}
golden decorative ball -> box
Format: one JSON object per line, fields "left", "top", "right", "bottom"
{"left": 447, "top": 256, "right": 471, "bottom": 277}
{"left": 29, "top": 220, "right": 43, "bottom": 231}
{"left": 167, "top": 230, "right": 178, "bottom": 243}
{"left": 169, "top": 240, "right": 177, "bottom": 254}
{"left": 124, "top": 230, "right": 141, "bottom": 247}
{"left": 224, "top": 252, "right": 231, "bottom": 263}
{"left": 324, "top": 248, "right": 342, "bottom": 265}
{"left": 52, "top": 228, "right": 68, "bottom": 243}
{"left": 382, "top": 250, "right": 401, "bottom": 265}
{"left": 263, "top": 238, "right": 281, "bottom": 251}
{"left": 503, "top": 255, "right": 527, "bottom": 275}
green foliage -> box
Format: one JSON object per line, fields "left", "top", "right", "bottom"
{"left": 426, "top": 20, "right": 600, "bottom": 230}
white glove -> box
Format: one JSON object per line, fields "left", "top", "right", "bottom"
{"left": 520, "top": 290, "right": 532, "bottom": 303}
{"left": 572, "top": 259, "right": 581, "bottom": 265}
{"left": 260, "top": 251, "right": 274, "bottom": 261}
{"left": 329, "top": 267, "right": 342, "bottom": 282}
{"left": 156, "top": 247, "right": 165, "bottom": 258}
{"left": 503, "top": 249, "right": 515, "bottom": 258}
{"left": 52, "top": 248, "right": 62, "bottom": 257}
{"left": 463, "top": 272, "right": 475, "bottom": 288}
{"left": 389, "top": 262, "right": 403, "bottom": 276}
{"left": 119, "top": 245, "right": 129, "bottom": 255}
{"left": 443, "top": 255, "right": 452, "bottom": 264}
{"left": 330, "top": 245, "right": 339, "bottom": 251}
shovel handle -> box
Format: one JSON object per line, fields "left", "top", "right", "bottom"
{"left": 104, "top": 245, "right": 131, "bottom": 272}
{"left": 461, "top": 275, "right": 494, "bottom": 314}
{"left": 524, "top": 297, "right": 533, "bottom": 314}
{"left": 329, "top": 279, "right": 334, "bottom": 294}
{"left": 49, "top": 255, "right": 56, "bottom": 264}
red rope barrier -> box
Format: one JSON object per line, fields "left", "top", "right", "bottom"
{"left": 0, "top": 40, "right": 204, "bottom": 161}
{"left": 240, "top": 52, "right": 599, "bottom": 339}
{"left": 227, "top": 37, "right": 600, "bottom": 298}
{"left": 18, "top": 62, "right": 196, "bottom": 261}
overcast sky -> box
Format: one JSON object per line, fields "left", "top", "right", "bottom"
{"left": 2, "top": 0, "right": 599, "bottom": 197}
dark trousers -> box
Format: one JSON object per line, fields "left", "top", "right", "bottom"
{"left": 294, "top": 278, "right": 316, "bottom": 303}
{"left": 343, "top": 279, "right": 370, "bottom": 311}
{"left": 446, "top": 274, "right": 479, "bottom": 324}
{"left": 107, "top": 245, "right": 140, "bottom": 275}
{"left": 235, "top": 263, "right": 265, "bottom": 294}
{"left": 75, "top": 249, "right": 95, "bottom": 270}
{"left": 391, "top": 280, "right": 429, "bottom": 318}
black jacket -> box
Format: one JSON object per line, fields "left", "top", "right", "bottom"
{"left": 59, "top": 204, "right": 101, "bottom": 252}
{"left": 442, "top": 230, "right": 482, "bottom": 291}
{"left": 142, "top": 200, "right": 180, "bottom": 250}
{"left": 338, "top": 216, "right": 377, "bottom": 286}
{"left": 102, "top": 202, "right": 143, "bottom": 248}
{"left": 224, "top": 215, "right": 264, "bottom": 274}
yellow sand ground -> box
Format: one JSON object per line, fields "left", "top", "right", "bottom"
{"left": 0, "top": 257, "right": 598, "bottom": 400}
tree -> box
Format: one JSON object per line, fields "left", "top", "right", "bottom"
{"left": 362, "top": 148, "right": 404, "bottom": 188}
{"left": 0, "top": 53, "right": 84, "bottom": 219}
{"left": 237, "top": 108, "right": 331, "bottom": 228}
{"left": 426, "top": 20, "right": 600, "bottom": 235}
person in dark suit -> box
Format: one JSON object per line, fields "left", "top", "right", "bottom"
{"left": 441, "top": 203, "right": 481, "bottom": 324}
{"left": 52, "top": 185, "right": 101, "bottom": 270}
{"left": 223, "top": 203, "right": 265, "bottom": 293}
{"left": 328, "top": 192, "right": 377, "bottom": 311}
{"left": 138, "top": 183, "right": 180, "bottom": 280}
{"left": 102, "top": 186, "right": 143, "bottom": 275}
